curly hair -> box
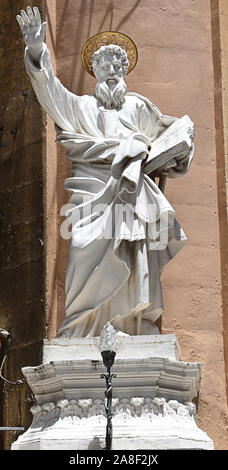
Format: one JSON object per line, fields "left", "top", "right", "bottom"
{"left": 92, "top": 44, "right": 130, "bottom": 76}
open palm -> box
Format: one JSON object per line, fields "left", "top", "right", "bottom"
{"left": 16, "top": 6, "right": 46, "bottom": 48}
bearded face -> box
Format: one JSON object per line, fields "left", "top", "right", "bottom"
{"left": 95, "top": 76, "right": 127, "bottom": 110}
{"left": 93, "top": 49, "right": 128, "bottom": 110}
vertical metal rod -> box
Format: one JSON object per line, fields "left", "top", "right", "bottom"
{"left": 101, "top": 365, "right": 116, "bottom": 450}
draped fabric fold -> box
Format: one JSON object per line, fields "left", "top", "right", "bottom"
{"left": 24, "top": 44, "right": 194, "bottom": 338}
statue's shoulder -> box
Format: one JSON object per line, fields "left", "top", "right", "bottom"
{"left": 126, "top": 92, "right": 163, "bottom": 117}
{"left": 125, "top": 92, "right": 146, "bottom": 107}
{"left": 125, "top": 93, "right": 176, "bottom": 125}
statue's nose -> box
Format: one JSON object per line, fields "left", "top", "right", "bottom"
{"left": 110, "top": 65, "right": 115, "bottom": 75}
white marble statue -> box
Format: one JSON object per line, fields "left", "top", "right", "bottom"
{"left": 17, "top": 7, "right": 194, "bottom": 338}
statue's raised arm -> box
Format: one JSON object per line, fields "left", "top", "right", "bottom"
{"left": 16, "top": 6, "right": 78, "bottom": 133}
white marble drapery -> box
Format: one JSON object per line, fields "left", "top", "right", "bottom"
{"left": 25, "top": 44, "right": 194, "bottom": 337}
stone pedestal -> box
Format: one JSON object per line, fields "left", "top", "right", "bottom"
{"left": 12, "top": 335, "right": 214, "bottom": 450}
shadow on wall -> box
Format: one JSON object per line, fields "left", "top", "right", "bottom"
{"left": 47, "top": 0, "right": 141, "bottom": 93}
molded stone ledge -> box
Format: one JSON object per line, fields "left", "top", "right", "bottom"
{"left": 21, "top": 355, "right": 201, "bottom": 405}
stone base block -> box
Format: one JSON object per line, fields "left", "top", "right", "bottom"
{"left": 12, "top": 335, "right": 214, "bottom": 450}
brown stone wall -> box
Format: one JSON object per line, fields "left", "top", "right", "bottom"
{"left": 0, "top": 0, "right": 46, "bottom": 449}
{"left": 218, "top": 0, "right": 228, "bottom": 415}
{"left": 44, "top": 0, "right": 228, "bottom": 449}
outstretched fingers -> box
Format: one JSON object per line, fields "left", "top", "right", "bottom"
{"left": 33, "top": 6, "right": 41, "bottom": 25}
{"left": 16, "top": 6, "right": 45, "bottom": 45}
{"left": 26, "top": 6, "right": 35, "bottom": 25}
{"left": 20, "top": 10, "right": 30, "bottom": 26}
{"left": 16, "top": 15, "right": 25, "bottom": 32}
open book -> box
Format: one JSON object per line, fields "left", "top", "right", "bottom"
{"left": 143, "top": 115, "right": 194, "bottom": 175}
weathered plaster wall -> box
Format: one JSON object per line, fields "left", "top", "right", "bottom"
{"left": 218, "top": 0, "right": 228, "bottom": 413}
{"left": 45, "top": 0, "right": 228, "bottom": 448}
{"left": 45, "top": 1, "right": 59, "bottom": 339}
{"left": 0, "top": 0, "right": 46, "bottom": 450}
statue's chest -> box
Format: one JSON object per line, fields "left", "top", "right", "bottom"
{"left": 99, "top": 110, "right": 119, "bottom": 137}
{"left": 98, "top": 107, "right": 137, "bottom": 139}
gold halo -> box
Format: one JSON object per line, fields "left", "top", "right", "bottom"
{"left": 81, "top": 31, "right": 138, "bottom": 78}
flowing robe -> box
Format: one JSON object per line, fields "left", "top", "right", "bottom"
{"left": 25, "top": 44, "right": 194, "bottom": 337}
